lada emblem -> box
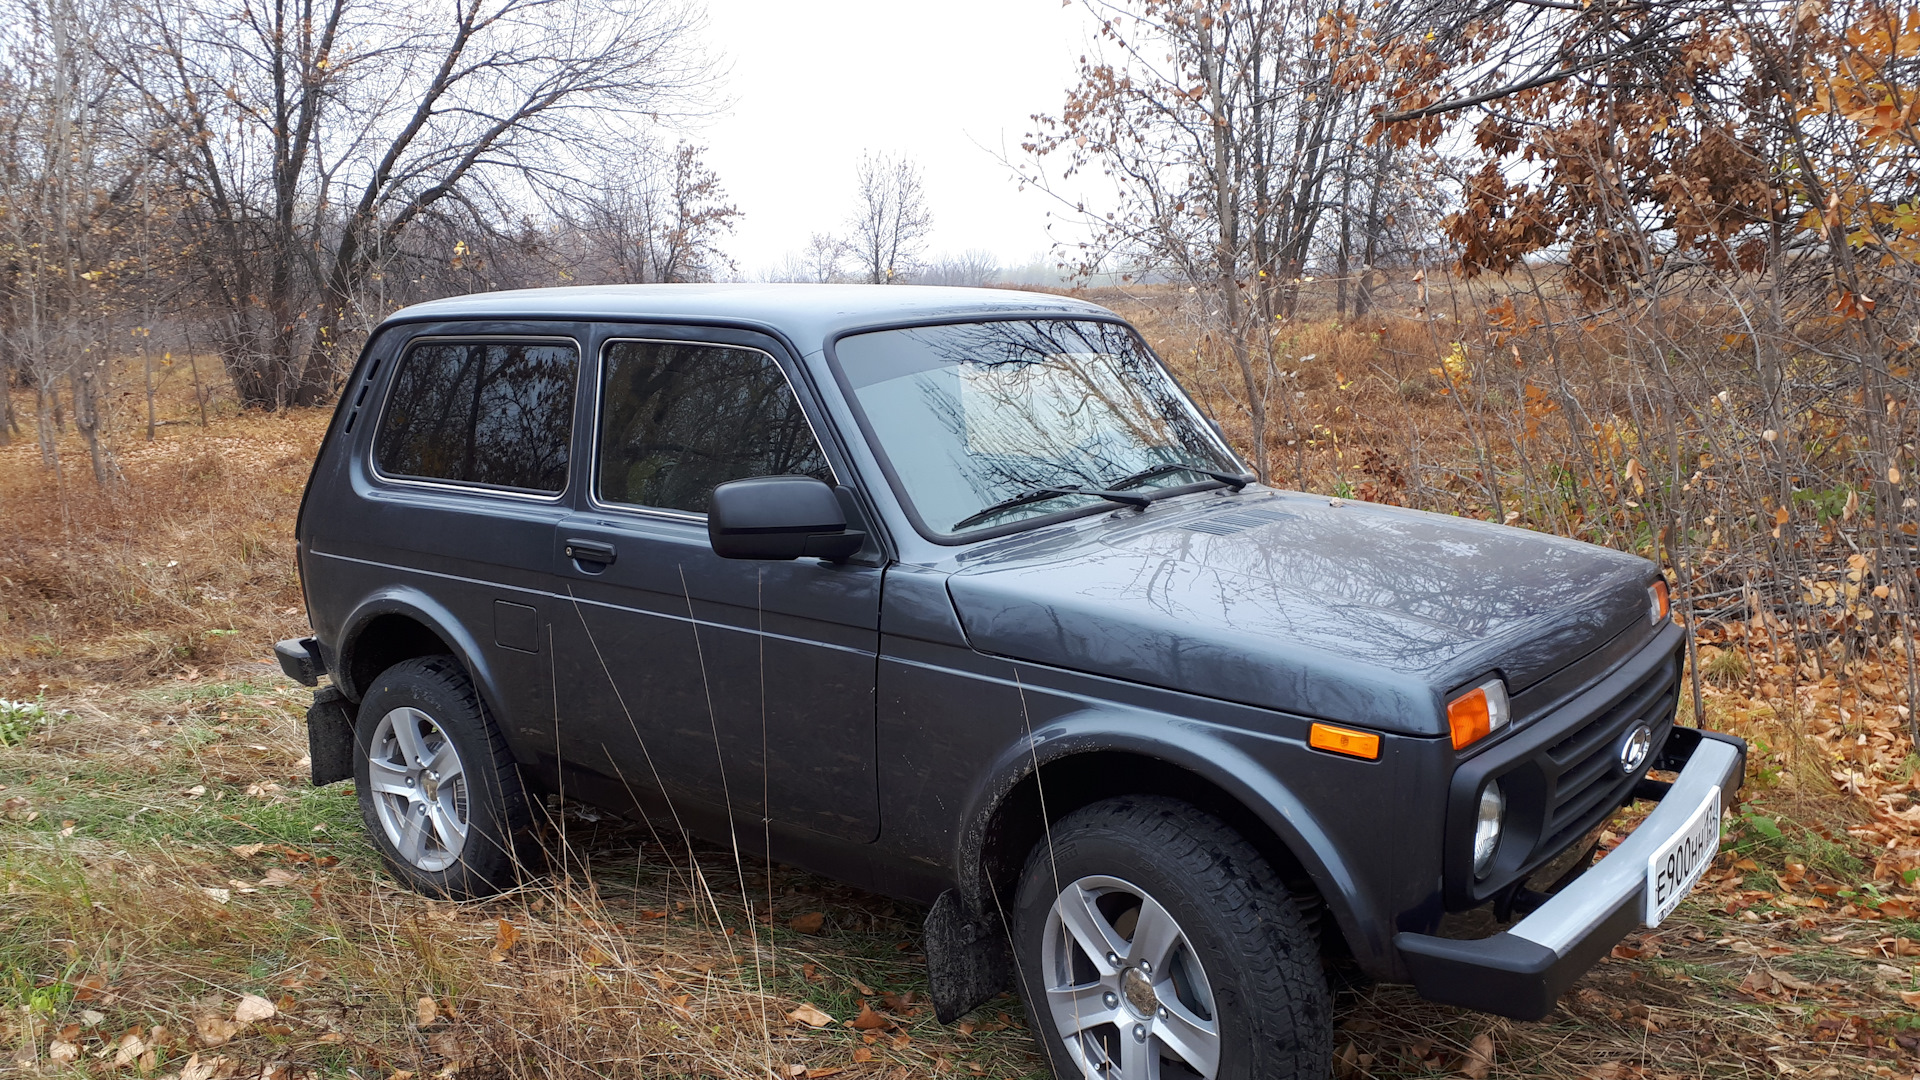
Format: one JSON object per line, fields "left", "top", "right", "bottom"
{"left": 1618, "top": 723, "right": 1653, "bottom": 773}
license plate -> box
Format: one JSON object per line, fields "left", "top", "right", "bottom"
{"left": 1645, "top": 785, "right": 1722, "bottom": 926}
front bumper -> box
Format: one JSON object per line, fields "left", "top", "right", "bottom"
{"left": 1395, "top": 726, "right": 1746, "bottom": 1020}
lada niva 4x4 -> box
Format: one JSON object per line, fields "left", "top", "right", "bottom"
{"left": 278, "top": 284, "right": 1745, "bottom": 1079}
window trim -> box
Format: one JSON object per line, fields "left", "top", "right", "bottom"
{"left": 821, "top": 315, "right": 1247, "bottom": 546}
{"left": 368, "top": 333, "right": 583, "bottom": 503}
{"left": 587, "top": 335, "right": 841, "bottom": 523}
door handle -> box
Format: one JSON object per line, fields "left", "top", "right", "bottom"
{"left": 563, "top": 538, "right": 617, "bottom": 566}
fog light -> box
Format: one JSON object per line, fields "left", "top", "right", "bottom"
{"left": 1473, "top": 783, "right": 1506, "bottom": 878}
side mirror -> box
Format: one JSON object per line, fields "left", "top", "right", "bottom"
{"left": 709, "top": 476, "right": 866, "bottom": 561}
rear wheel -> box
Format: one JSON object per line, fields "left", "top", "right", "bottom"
{"left": 353, "top": 656, "right": 531, "bottom": 898}
{"left": 1011, "top": 796, "right": 1330, "bottom": 1080}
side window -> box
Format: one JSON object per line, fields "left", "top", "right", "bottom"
{"left": 375, "top": 339, "right": 578, "bottom": 494}
{"left": 597, "top": 339, "right": 831, "bottom": 514}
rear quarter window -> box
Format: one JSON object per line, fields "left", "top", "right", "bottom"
{"left": 375, "top": 339, "right": 578, "bottom": 494}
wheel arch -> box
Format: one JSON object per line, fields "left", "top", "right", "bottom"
{"left": 334, "top": 591, "right": 499, "bottom": 718}
{"left": 958, "top": 716, "right": 1380, "bottom": 971}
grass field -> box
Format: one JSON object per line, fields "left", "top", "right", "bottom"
{"left": 5, "top": 349, "right": 1920, "bottom": 1078}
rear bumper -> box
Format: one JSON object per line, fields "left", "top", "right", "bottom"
{"left": 275, "top": 637, "right": 324, "bottom": 686}
{"left": 1394, "top": 726, "right": 1745, "bottom": 1019}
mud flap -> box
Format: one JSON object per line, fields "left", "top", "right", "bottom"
{"left": 923, "top": 889, "right": 1013, "bottom": 1024}
{"left": 307, "top": 685, "right": 355, "bottom": 787}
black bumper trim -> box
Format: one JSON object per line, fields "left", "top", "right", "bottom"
{"left": 1396, "top": 727, "right": 1746, "bottom": 1020}
{"left": 275, "top": 637, "right": 323, "bottom": 686}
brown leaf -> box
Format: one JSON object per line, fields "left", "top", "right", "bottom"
{"left": 48, "top": 1040, "right": 79, "bottom": 1064}
{"left": 416, "top": 997, "right": 439, "bottom": 1027}
{"left": 1460, "top": 1032, "right": 1494, "bottom": 1079}
{"left": 113, "top": 1031, "right": 148, "bottom": 1068}
{"left": 71, "top": 972, "right": 107, "bottom": 1001}
{"left": 788, "top": 912, "right": 826, "bottom": 934}
{"left": 494, "top": 919, "right": 520, "bottom": 953}
{"left": 256, "top": 868, "right": 299, "bottom": 888}
{"left": 849, "top": 1001, "right": 889, "bottom": 1030}
{"left": 229, "top": 843, "right": 266, "bottom": 858}
{"left": 196, "top": 1015, "right": 240, "bottom": 1047}
{"left": 178, "top": 1053, "right": 220, "bottom": 1080}
{"left": 852, "top": 1047, "right": 874, "bottom": 1063}
{"left": 788, "top": 1003, "right": 834, "bottom": 1028}
{"left": 233, "top": 995, "right": 276, "bottom": 1024}
{"left": 427, "top": 1031, "right": 461, "bottom": 1062}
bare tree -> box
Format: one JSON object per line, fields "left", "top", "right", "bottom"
{"left": 847, "top": 151, "right": 932, "bottom": 284}
{"left": 918, "top": 249, "right": 1001, "bottom": 286}
{"left": 0, "top": 0, "right": 135, "bottom": 487}
{"left": 1020, "top": 0, "right": 1433, "bottom": 479}
{"left": 568, "top": 142, "right": 740, "bottom": 285}
{"left": 114, "top": 0, "right": 716, "bottom": 408}
{"left": 802, "top": 232, "right": 846, "bottom": 283}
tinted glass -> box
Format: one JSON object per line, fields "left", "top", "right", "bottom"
{"left": 375, "top": 340, "right": 578, "bottom": 493}
{"left": 833, "top": 320, "right": 1238, "bottom": 534}
{"left": 597, "top": 340, "right": 831, "bottom": 514}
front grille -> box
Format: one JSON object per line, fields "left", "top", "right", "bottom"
{"left": 1444, "top": 631, "right": 1685, "bottom": 909}
{"left": 1536, "top": 657, "right": 1679, "bottom": 851}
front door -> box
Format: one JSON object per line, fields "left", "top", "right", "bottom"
{"left": 548, "top": 330, "right": 882, "bottom": 843}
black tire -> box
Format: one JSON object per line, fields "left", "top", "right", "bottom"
{"left": 1010, "top": 796, "right": 1330, "bottom": 1080}
{"left": 353, "top": 655, "right": 533, "bottom": 899}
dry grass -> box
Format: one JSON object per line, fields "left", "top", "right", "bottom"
{"left": 4, "top": 347, "right": 1920, "bottom": 1078}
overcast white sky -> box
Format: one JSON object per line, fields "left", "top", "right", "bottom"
{"left": 696, "top": 1, "right": 1103, "bottom": 277}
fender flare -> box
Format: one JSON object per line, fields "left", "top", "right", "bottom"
{"left": 953, "top": 704, "right": 1393, "bottom": 973}
{"left": 335, "top": 588, "right": 506, "bottom": 726}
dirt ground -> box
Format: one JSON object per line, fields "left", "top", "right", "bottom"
{"left": 5, "top": 371, "right": 1920, "bottom": 1079}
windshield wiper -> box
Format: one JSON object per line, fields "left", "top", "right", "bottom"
{"left": 1107, "top": 461, "right": 1253, "bottom": 494}
{"left": 953, "top": 484, "right": 1153, "bottom": 531}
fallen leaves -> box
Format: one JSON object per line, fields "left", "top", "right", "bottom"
{"left": 1740, "top": 967, "right": 1819, "bottom": 999}
{"left": 786, "top": 1003, "right": 834, "bottom": 1028}
{"left": 1460, "top": 1032, "right": 1495, "bottom": 1079}
{"left": 195, "top": 1013, "right": 241, "bottom": 1047}
{"left": 787, "top": 911, "right": 826, "bottom": 934}
{"left": 233, "top": 994, "right": 277, "bottom": 1024}
{"left": 849, "top": 1000, "right": 889, "bottom": 1030}
{"left": 416, "top": 996, "right": 440, "bottom": 1027}
{"left": 488, "top": 917, "right": 522, "bottom": 962}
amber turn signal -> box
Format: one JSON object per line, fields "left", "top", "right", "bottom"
{"left": 1649, "top": 579, "right": 1670, "bottom": 623}
{"left": 1447, "top": 678, "right": 1512, "bottom": 750}
{"left": 1309, "top": 722, "right": 1381, "bottom": 760}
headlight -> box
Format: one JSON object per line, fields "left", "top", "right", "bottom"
{"left": 1473, "top": 782, "right": 1506, "bottom": 878}
{"left": 1649, "top": 579, "right": 1671, "bottom": 623}
{"left": 1447, "top": 677, "right": 1511, "bottom": 750}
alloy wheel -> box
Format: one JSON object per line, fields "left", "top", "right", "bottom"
{"left": 366, "top": 706, "right": 470, "bottom": 873}
{"left": 1042, "top": 874, "right": 1221, "bottom": 1079}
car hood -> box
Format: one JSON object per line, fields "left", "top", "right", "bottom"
{"left": 944, "top": 491, "right": 1655, "bottom": 736}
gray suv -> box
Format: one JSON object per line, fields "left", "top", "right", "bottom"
{"left": 278, "top": 284, "right": 1744, "bottom": 1079}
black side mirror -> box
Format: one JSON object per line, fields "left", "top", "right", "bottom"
{"left": 709, "top": 476, "right": 866, "bottom": 561}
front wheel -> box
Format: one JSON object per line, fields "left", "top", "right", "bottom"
{"left": 353, "top": 655, "right": 531, "bottom": 898}
{"left": 1011, "top": 796, "right": 1330, "bottom": 1080}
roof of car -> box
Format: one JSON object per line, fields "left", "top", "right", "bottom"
{"left": 381, "top": 283, "right": 1118, "bottom": 349}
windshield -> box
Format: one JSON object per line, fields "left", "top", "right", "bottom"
{"left": 832, "top": 319, "right": 1243, "bottom": 536}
